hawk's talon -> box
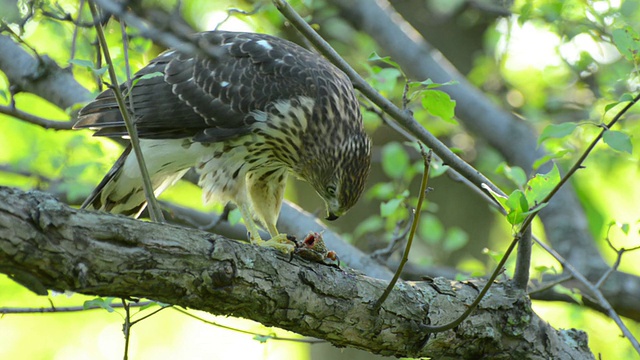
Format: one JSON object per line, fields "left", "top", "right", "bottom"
{"left": 252, "top": 233, "right": 296, "bottom": 254}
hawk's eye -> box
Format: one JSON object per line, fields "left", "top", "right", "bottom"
{"left": 326, "top": 185, "right": 337, "bottom": 196}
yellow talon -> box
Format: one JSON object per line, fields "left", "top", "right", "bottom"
{"left": 252, "top": 234, "right": 296, "bottom": 254}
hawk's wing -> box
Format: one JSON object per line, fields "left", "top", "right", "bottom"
{"left": 74, "top": 31, "right": 335, "bottom": 142}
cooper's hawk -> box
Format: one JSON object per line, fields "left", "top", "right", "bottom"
{"left": 74, "top": 31, "right": 371, "bottom": 253}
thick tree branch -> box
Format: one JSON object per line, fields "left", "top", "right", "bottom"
{"left": 0, "top": 34, "right": 92, "bottom": 109}
{"left": 2, "top": 7, "right": 640, "bottom": 323}
{"left": 0, "top": 186, "right": 592, "bottom": 359}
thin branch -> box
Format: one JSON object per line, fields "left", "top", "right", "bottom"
{"left": 0, "top": 104, "right": 73, "bottom": 130}
{"left": 363, "top": 103, "right": 505, "bottom": 214}
{"left": 369, "top": 215, "right": 413, "bottom": 262}
{"left": 532, "top": 235, "right": 640, "bottom": 355}
{"left": 173, "top": 307, "right": 326, "bottom": 344}
{"left": 0, "top": 301, "right": 155, "bottom": 314}
{"left": 528, "top": 274, "right": 574, "bottom": 295}
{"left": 374, "top": 145, "right": 431, "bottom": 311}
{"left": 87, "top": 0, "right": 164, "bottom": 223}
{"left": 93, "top": 0, "right": 224, "bottom": 61}
{"left": 122, "top": 299, "right": 131, "bottom": 360}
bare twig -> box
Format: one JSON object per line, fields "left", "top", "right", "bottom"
{"left": 173, "top": 307, "right": 326, "bottom": 344}
{"left": 122, "top": 299, "right": 131, "bottom": 360}
{"left": 374, "top": 145, "right": 432, "bottom": 311}
{"left": 528, "top": 274, "right": 574, "bottom": 295}
{"left": 533, "top": 235, "right": 640, "bottom": 354}
{"left": 0, "top": 104, "right": 73, "bottom": 130}
{"left": 370, "top": 214, "right": 413, "bottom": 262}
{"left": 594, "top": 227, "right": 640, "bottom": 289}
{"left": 93, "top": 0, "right": 223, "bottom": 61}
{"left": 87, "top": 0, "right": 165, "bottom": 223}
{"left": 0, "top": 301, "right": 155, "bottom": 314}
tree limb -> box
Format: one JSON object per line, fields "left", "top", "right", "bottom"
{"left": 0, "top": 186, "right": 593, "bottom": 359}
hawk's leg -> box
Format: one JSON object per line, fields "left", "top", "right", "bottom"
{"left": 238, "top": 203, "right": 295, "bottom": 254}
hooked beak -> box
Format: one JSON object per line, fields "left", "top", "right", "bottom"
{"left": 326, "top": 212, "right": 339, "bottom": 221}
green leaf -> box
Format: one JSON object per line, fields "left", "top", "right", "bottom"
{"left": 69, "top": 58, "right": 107, "bottom": 76}
{"left": 368, "top": 51, "right": 401, "bottom": 70}
{"left": 419, "top": 215, "right": 444, "bottom": 244}
{"left": 68, "top": 58, "right": 95, "bottom": 68}
{"left": 83, "top": 297, "right": 116, "bottom": 312}
{"left": 496, "top": 163, "right": 527, "bottom": 188}
{"left": 482, "top": 247, "right": 505, "bottom": 264}
{"left": 253, "top": 334, "right": 272, "bottom": 343}
{"left": 532, "top": 150, "right": 569, "bottom": 171}
{"left": 421, "top": 90, "right": 457, "bottom": 124}
{"left": 412, "top": 78, "right": 459, "bottom": 89}
{"left": 603, "top": 130, "right": 633, "bottom": 154}
{"left": 524, "top": 163, "right": 560, "bottom": 206}
{"left": 538, "top": 122, "right": 577, "bottom": 145}
{"left": 371, "top": 68, "right": 401, "bottom": 93}
{"left": 612, "top": 27, "right": 640, "bottom": 63}
{"left": 131, "top": 71, "right": 164, "bottom": 89}
{"left": 366, "top": 182, "right": 396, "bottom": 200}
{"left": 354, "top": 216, "right": 384, "bottom": 238}
{"left": 380, "top": 197, "right": 403, "bottom": 217}
{"left": 381, "top": 142, "right": 410, "bottom": 179}
{"left": 443, "top": 227, "right": 468, "bottom": 252}
{"left": 553, "top": 285, "right": 583, "bottom": 305}
{"left": 505, "top": 190, "right": 529, "bottom": 225}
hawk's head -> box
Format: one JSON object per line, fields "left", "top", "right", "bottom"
{"left": 299, "top": 128, "right": 371, "bottom": 221}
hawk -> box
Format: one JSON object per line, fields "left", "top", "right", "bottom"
{"left": 74, "top": 31, "right": 371, "bottom": 253}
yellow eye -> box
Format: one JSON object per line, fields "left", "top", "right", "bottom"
{"left": 326, "top": 185, "right": 337, "bottom": 196}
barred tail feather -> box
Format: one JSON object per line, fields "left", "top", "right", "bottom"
{"left": 83, "top": 140, "right": 200, "bottom": 218}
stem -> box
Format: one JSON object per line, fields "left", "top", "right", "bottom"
{"left": 87, "top": 0, "right": 165, "bottom": 223}
{"left": 373, "top": 145, "right": 432, "bottom": 311}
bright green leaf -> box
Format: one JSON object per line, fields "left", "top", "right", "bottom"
{"left": 68, "top": 59, "right": 95, "bottom": 68}
{"left": 83, "top": 297, "right": 116, "bottom": 312}
{"left": 131, "top": 71, "right": 164, "bottom": 89}
{"left": 354, "top": 216, "right": 384, "bottom": 238}
{"left": 253, "top": 335, "right": 272, "bottom": 343}
{"left": 525, "top": 163, "right": 560, "bottom": 206}
{"left": 381, "top": 142, "right": 410, "bottom": 179}
{"left": 497, "top": 163, "right": 527, "bottom": 188}
{"left": 612, "top": 27, "right": 640, "bottom": 63}
{"left": 381, "top": 197, "right": 403, "bottom": 217}
{"left": 443, "top": 227, "right": 468, "bottom": 252}
{"left": 419, "top": 215, "right": 444, "bottom": 244}
{"left": 553, "top": 285, "right": 583, "bottom": 305}
{"left": 368, "top": 51, "right": 402, "bottom": 70}
{"left": 603, "top": 130, "right": 633, "bottom": 154}
{"left": 538, "top": 122, "right": 577, "bottom": 145}
{"left": 532, "top": 150, "right": 569, "bottom": 170}
{"left": 421, "top": 90, "right": 457, "bottom": 124}
{"left": 366, "top": 182, "right": 396, "bottom": 200}
{"left": 506, "top": 190, "right": 529, "bottom": 225}
{"left": 371, "top": 68, "right": 401, "bottom": 93}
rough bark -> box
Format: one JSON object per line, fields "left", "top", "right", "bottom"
{"left": 0, "top": 186, "right": 592, "bottom": 359}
